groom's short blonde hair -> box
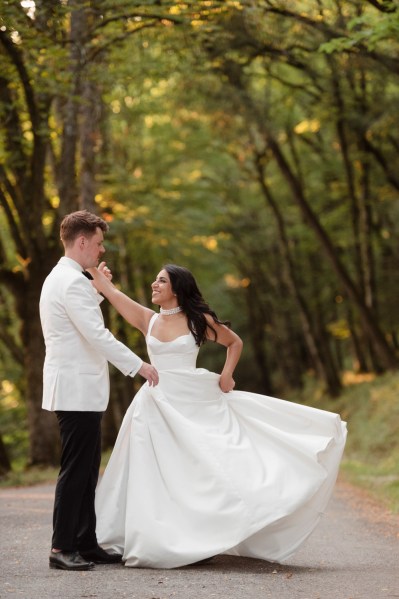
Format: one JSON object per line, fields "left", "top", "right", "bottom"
{"left": 60, "top": 210, "right": 109, "bottom": 247}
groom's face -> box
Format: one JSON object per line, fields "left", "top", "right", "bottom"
{"left": 81, "top": 228, "right": 106, "bottom": 269}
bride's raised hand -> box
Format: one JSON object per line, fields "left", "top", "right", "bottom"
{"left": 87, "top": 262, "right": 114, "bottom": 294}
{"left": 87, "top": 263, "right": 153, "bottom": 334}
{"left": 98, "top": 261, "right": 113, "bottom": 281}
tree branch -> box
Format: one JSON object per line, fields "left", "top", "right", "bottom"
{"left": 262, "top": 5, "right": 399, "bottom": 72}
{"left": 361, "top": 137, "right": 399, "bottom": 191}
{"left": 364, "top": 0, "right": 397, "bottom": 12}
{"left": 0, "top": 76, "right": 29, "bottom": 191}
{"left": 0, "top": 327, "right": 24, "bottom": 365}
{"left": 0, "top": 185, "right": 27, "bottom": 258}
{"left": 87, "top": 21, "right": 158, "bottom": 63}
{"left": 0, "top": 29, "right": 39, "bottom": 131}
{"left": 0, "top": 266, "right": 26, "bottom": 298}
{"left": 90, "top": 10, "right": 184, "bottom": 34}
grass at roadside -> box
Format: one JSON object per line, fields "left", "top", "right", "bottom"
{"left": 290, "top": 370, "right": 399, "bottom": 514}
{"left": 0, "top": 464, "right": 59, "bottom": 488}
{"left": 0, "top": 450, "right": 112, "bottom": 488}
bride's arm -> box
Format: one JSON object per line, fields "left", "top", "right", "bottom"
{"left": 205, "top": 315, "right": 243, "bottom": 393}
{"left": 87, "top": 264, "right": 154, "bottom": 335}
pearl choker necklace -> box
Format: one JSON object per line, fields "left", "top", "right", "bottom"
{"left": 160, "top": 306, "right": 183, "bottom": 316}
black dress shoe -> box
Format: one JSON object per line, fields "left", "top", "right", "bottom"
{"left": 79, "top": 546, "right": 123, "bottom": 564}
{"left": 49, "top": 551, "right": 95, "bottom": 571}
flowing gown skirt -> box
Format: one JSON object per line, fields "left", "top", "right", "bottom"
{"left": 95, "top": 366, "right": 347, "bottom": 568}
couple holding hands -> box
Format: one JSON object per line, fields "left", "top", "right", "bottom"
{"left": 40, "top": 210, "right": 346, "bottom": 571}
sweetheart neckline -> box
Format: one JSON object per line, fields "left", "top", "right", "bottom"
{"left": 148, "top": 333, "right": 191, "bottom": 344}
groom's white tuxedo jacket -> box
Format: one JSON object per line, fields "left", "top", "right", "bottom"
{"left": 40, "top": 256, "right": 142, "bottom": 412}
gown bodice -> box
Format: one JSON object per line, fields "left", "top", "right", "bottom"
{"left": 146, "top": 313, "right": 200, "bottom": 372}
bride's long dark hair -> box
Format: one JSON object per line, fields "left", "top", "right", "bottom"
{"left": 164, "top": 264, "right": 230, "bottom": 346}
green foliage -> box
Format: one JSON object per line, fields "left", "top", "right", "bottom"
{"left": 320, "top": 7, "right": 399, "bottom": 54}
{"left": 0, "top": 370, "right": 26, "bottom": 467}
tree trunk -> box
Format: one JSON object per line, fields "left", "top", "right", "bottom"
{"left": 347, "top": 306, "right": 370, "bottom": 372}
{"left": 277, "top": 309, "right": 306, "bottom": 391}
{"left": 22, "top": 260, "right": 60, "bottom": 466}
{"left": 245, "top": 287, "right": 274, "bottom": 395}
{"left": 0, "top": 434, "right": 11, "bottom": 477}
{"left": 254, "top": 153, "right": 342, "bottom": 396}
{"left": 80, "top": 78, "right": 102, "bottom": 210}
{"left": 58, "top": 6, "right": 87, "bottom": 214}
{"left": 357, "top": 69, "right": 377, "bottom": 314}
{"left": 329, "top": 59, "right": 364, "bottom": 296}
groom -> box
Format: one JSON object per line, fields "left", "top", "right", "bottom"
{"left": 40, "top": 210, "right": 159, "bottom": 571}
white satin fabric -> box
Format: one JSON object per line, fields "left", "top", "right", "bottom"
{"left": 95, "top": 314, "right": 347, "bottom": 568}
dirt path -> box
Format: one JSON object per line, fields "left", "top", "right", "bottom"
{"left": 0, "top": 479, "right": 398, "bottom": 599}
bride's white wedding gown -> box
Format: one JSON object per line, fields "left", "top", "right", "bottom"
{"left": 95, "top": 313, "right": 347, "bottom": 568}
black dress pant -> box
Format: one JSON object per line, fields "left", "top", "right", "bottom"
{"left": 52, "top": 411, "right": 103, "bottom": 552}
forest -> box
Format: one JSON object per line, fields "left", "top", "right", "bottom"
{"left": 0, "top": 0, "right": 399, "bottom": 479}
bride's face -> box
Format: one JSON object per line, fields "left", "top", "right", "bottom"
{"left": 151, "top": 269, "right": 176, "bottom": 307}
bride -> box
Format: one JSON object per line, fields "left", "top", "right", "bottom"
{"left": 89, "top": 263, "right": 347, "bottom": 569}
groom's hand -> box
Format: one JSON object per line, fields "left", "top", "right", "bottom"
{"left": 139, "top": 362, "right": 159, "bottom": 387}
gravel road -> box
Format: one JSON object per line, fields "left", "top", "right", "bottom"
{"left": 0, "top": 479, "right": 398, "bottom": 599}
